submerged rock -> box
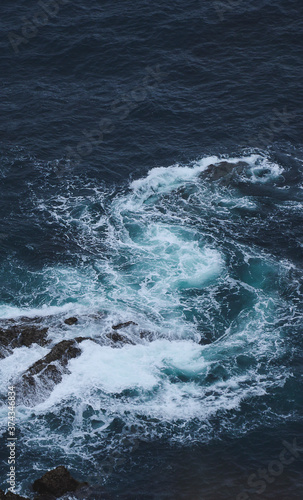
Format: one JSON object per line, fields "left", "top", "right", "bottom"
{"left": 32, "top": 466, "right": 88, "bottom": 498}
{"left": 112, "top": 321, "right": 138, "bottom": 330}
{"left": 64, "top": 317, "right": 78, "bottom": 326}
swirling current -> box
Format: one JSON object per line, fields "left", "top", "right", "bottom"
{"left": 1, "top": 0, "right": 303, "bottom": 499}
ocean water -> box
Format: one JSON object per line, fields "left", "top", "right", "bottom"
{"left": 1, "top": 1, "right": 303, "bottom": 499}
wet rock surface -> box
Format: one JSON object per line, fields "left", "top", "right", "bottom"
{"left": 106, "top": 331, "right": 135, "bottom": 345}
{"left": 112, "top": 321, "right": 138, "bottom": 330}
{"left": 200, "top": 161, "right": 249, "bottom": 185}
{"left": 0, "top": 320, "right": 49, "bottom": 359}
{"left": 0, "top": 314, "right": 159, "bottom": 403}
{"left": 19, "top": 339, "right": 85, "bottom": 405}
{"left": 64, "top": 317, "right": 78, "bottom": 326}
{"left": 32, "top": 466, "right": 88, "bottom": 498}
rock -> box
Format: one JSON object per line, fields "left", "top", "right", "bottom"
{"left": 201, "top": 161, "right": 249, "bottom": 185}
{"left": 112, "top": 321, "right": 138, "bottom": 330}
{"left": 18, "top": 316, "right": 43, "bottom": 324}
{"left": 106, "top": 332, "right": 134, "bottom": 345}
{"left": 0, "top": 491, "right": 28, "bottom": 500}
{"left": 32, "top": 466, "right": 88, "bottom": 498}
{"left": 19, "top": 339, "right": 84, "bottom": 405}
{"left": 26, "top": 339, "right": 82, "bottom": 375}
{"left": 0, "top": 323, "right": 49, "bottom": 358}
{"left": 64, "top": 317, "right": 78, "bottom": 326}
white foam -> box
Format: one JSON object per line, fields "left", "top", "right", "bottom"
{"left": 0, "top": 345, "right": 48, "bottom": 399}
{"left": 246, "top": 158, "right": 284, "bottom": 183}
{"left": 0, "top": 153, "right": 292, "bottom": 450}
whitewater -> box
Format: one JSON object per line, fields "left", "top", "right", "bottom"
{"left": 0, "top": 153, "right": 302, "bottom": 495}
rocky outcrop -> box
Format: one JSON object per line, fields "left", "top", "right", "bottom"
{"left": 1, "top": 313, "right": 158, "bottom": 402}
{"left": 201, "top": 161, "right": 249, "bottom": 185}
{"left": 19, "top": 339, "right": 86, "bottom": 405}
{"left": 106, "top": 331, "right": 135, "bottom": 345}
{"left": 106, "top": 321, "right": 139, "bottom": 346}
{"left": 0, "top": 322, "right": 49, "bottom": 359}
{"left": 112, "top": 321, "right": 138, "bottom": 330}
{"left": 32, "top": 466, "right": 88, "bottom": 498}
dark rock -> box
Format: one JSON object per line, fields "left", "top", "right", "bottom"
{"left": 27, "top": 340, "right": 82, "bottom": 376}
{"left": 18, "top": 316, "right": 43, "bottom": 324}
{"left": 32, "top": 466, "right": 88, "bottom": 498}
{"left": 0, "top": 324, "right": 49, "bottom": 358}
{"left": 64, "top": 317, "right": 78, "bottom": 326}
{"left": 106, "top": 332, "right": 134, "bottom": 345}
{"left": 19, "top": 339, "right": 84, "bottom": 405}
{"left": 0, "top": 491, "right": 28, "bottom": 500}
{"left": 112, "top": 321, "right": 138, "bottom": 330}
{"left": 201, "top": 161, "right": 249, "bottom": 185}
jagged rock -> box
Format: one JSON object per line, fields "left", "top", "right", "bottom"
{"left": 112, "top": 321, "right": 138, "bottom": 330}
{"left": 64, "top": 317, "right": 78, "bottom": 326}
{"left": 32, "top": 466, "right": 88, "bottom": 498}
{"left": 0, "top": 490, "right": 28, "bottom": 500}
{"left": 19, "top": 339, "right": 85, "bottom": 405}
{"left": 201, "top": 161, "right": 249, "bottom": 184}
{"left": 0, "top": 323, "right": 49, "bottom": 358}
{"left": 106, "top": 332, "right": 134, "bottom": 345}
{"left": 26, "top": 339, "right": 81, "bottom": 376}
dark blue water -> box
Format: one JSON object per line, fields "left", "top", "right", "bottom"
{"left": 1, "top": 1, "right": 303, "bottom": 498}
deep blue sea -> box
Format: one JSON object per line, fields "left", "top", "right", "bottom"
{"left": 1, "top": 0, "right": 303, "bottom": 498}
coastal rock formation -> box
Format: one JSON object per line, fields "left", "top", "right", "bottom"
{"left": 19, "top": 339, "right": 86, "bottom": 405}
{"left": 0, "top": 322, "right": 49, "bottom": 359}
{"left": 106, "top": 331, "right": 135, "bottom": 345}
{"left": 112, "top": 321, "right": 138, "bottom": 330}
{"left": 32, "top": 466, "right": 88, "bottom": 498}
{"left": 201, "top": 161, "right": 249, "bottom": 185}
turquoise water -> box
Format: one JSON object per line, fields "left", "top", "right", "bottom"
{"left": 0, "top": 154, "right": 303, "bottom": 498}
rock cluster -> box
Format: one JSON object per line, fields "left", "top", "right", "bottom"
{"left": 19, "top": 338, "right": 86, "bottom": 405}
{"left": 1, "top": 314, "right": 154, "bottom": 405}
